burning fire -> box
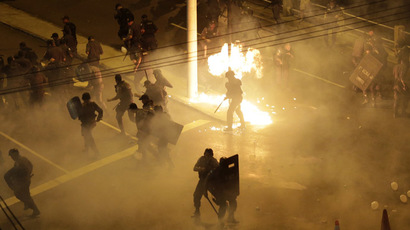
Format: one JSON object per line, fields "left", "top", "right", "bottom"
{"left": 190, "top": 43, "right": 271, "bottom": 127}
{"left": 207, "top": 43, "right": 263, "bottom": 79}
{"left": 191, "top": 93, "right": 272, "bottom": 126}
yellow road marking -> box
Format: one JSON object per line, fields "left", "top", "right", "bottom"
{"left": 0, "top": 131, "right": 69, "bottom": 174}
{"left": 100, "top": 120, "right": 137, "bottom": 141}
{"left": 293, "top": 68, "right": 346, "bottom": 89}
{"left": 182, "top": 120, "right": 210, "bottom": 132}
{"left": 4, "top": 119, "right": 211, "bottom": 206}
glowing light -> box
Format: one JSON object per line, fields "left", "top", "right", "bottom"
{"left": 200, "top": 43, "right": 270, "bottom": 126}
{"left": 210, "top": 126, "right": 222, "bottom": 131}
{"left": 207, "top": 43, "right": 263, "bottom": 79}
{"left": 191, "top": 93, "right": 272, "bottom": 126}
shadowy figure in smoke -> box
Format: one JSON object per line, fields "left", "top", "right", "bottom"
{"left": 107, "top": 74, "right": 134, "bottom": 135}
{"left": 224, "top": 70, "right": 245, "bottom": 131}
{"left": 192, "top": 148, "right": 219, "bottom": 218}
{"left": 114, "top": 3, "right": 134, "bottom": 41}
{"left": 4, "top": 148, "right": 40, "bottom": 217}
{"left": 79, "top": 92, "right": 103, "bottom": 158}
{"left": 206, "top": 157, "right": 239, "bottom": 224}
{"left": 128, "top": 95, "right": 155, "bottom": 161}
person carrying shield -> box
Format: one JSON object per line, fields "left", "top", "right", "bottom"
{"left": 79, "top": 92, "right": 103, "bottom": 157}
{"left": 206, "top": 157, "right": 239, "bottom": 224}
{"left": 192, "top": 148, "right": 219, "bottom": 218}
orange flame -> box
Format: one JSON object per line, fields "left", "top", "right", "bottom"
{"left": 207, "top": 43, "right": 263, "bottom": 79}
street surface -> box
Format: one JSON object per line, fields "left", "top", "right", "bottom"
{"left": 0, "top": 1, "right": 410, "bottom": 230}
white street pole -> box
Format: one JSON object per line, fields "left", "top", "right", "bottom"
{"left": 187, "top": 0, "right": 198, "bottom": 98}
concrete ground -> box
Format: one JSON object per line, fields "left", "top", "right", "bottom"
{"left": 0, "top": 1, "right": 410, "bottom": 230}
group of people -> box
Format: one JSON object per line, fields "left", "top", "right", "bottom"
{"left": 192, "top": 148, "right": 239, "bottom": 224}
{"left": 265, "top": 0, "right": 313, "bottom": 23}
{"left": 78, "top": 71, "right": 172, "bottom": 164}
{"left": 351, "top": 28, "right": 409, "bottom": 117}
{"left": 0, "top": 15, "right": 105, "bottom": 111}
{"left": 114, "top": 4, "right": 158, "bottom": 69}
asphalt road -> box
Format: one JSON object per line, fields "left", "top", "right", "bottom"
{"left": 1, "top": 1, "right": 410, "bottom": 230}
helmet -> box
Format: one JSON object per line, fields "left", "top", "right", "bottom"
{"left": 115, "top": 74, "right": 122, "bottom": 82}
{"left": 8, "top": 148, "right": 19, "bottom": 157}
{"left": 204, "top": 148, "right": 213, "bottom": 157}
{"left": 82, "top": 92, "right": 91, "bottom": 101}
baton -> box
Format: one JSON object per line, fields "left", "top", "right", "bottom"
{"left": 214, "top": 98, "right": 227, "bottom": 113}
{"left": 205, "top": 195, "right": 219, "bottom": 216}
{"left": 122, "top": 50, "right": 129, "bottom": 61}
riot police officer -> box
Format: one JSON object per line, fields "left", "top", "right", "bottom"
{"left": 107, "top": 74, "right": 133, "bottom": 135}
{"left": 224, "top": 70, "right": 245, "bottom": 131}
{"left": 4, "top": 149, "right": 40, "bottom": 217}
{"left": 79, "top": 92, "right": 103, "bottom": 157}
{"left": 192, "top": 148, "right": 219, "bottom": 217}
{"left": 140, "top": 14, "right": 158, "bottom": 51}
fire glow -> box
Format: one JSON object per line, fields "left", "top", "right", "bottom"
{"left": 191, "top": 93, "right": 272, "bottom": 126}
{"left": 195, "top": 43, "right": 271, "bottom": 126}
{"left": 207, "top": 43, "right": 262, "bottom": 79}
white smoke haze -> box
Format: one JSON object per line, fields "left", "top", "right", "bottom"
{"left": 1, "top": 1, "right": 410, "bottom": 229}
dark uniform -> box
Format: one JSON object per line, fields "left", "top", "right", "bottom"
{"left": 152, "top": 69, "right": 171, "bottom": 112}
{"left": 362, "top": 31, "right": 386, "bottom": 105}
{"left": 42, "top": 40, "right": 66, "bottom": 102}
{"left": 140, "top": 15, "right": 158, "bottom": 51}
{"left": 27, "top": 66, "right": 48, "bottom": 107}
{"left": 79, "top": 93, "right": 103, "bottom": 156}
{"left": 200, "top": 21, "right": 218, "bottom": 58}
{"left": 108, "top": 74, "right": 133, "bottom": 134}
{"left": 266, "top": 0, "right": 282, "bottom": 24}
{"left": 143, "top": 80, "right": 166, "bottom": 110}
{"left": 393, "top": 62, "right": 409, "bottom": 118}
{"left": 125, "top": 20, "right": 141, "bottom": 51}
{"left": 19, "top": 42, "right": 38, "bottom": 65}
{"left": 225, "top": 70, "right": 245, "bottom": 131}
{"left": 152, "top": 105, "right": 173, "bottom": 167}
{"left": 4, "top": 149, "right": 40, "bottom": 217}
{"left": 114, "top": 4, "right": 135, "bottom": 39}
{"left": 62, "top": 16, "right": 78, "bottom": 53}
{"left": 206, "top": 157, "right": 238, "bottom": 223}
{"left": 129, "top": 98, "right": 154, "bottom": 159}
{"left": 396, "top": 43, "right": 409, "bottom": 68}
{"left": 206, "top": 0, "right": 221, "bottom": 23}
{"left": 124, "top": 20, "right": 143, "bottom": 72}
{"left": 51, "top": 33, "right": 61, "bottom": 47}
{"left": 86, "top": 37, "right": 104, "bottom": 67}
{"left": 193, "top": 148, "right": 219, "bottom": 216}
{"left": 42, "top": 41, "right": 66, "bottom": 64}
{"left": 351, "top": 35, "right": 365, "bottom": 67}
{"left": 2, "top": 57, "right": 32, "bottom": 110}
{"left": 88, "top": 66, "right": 107, "bottom": 112}
{"left": 323, "top": 0, "right": 342, "bottom": 47}
{"left": 274, "top": 43, "right": 294, "bottom": 88}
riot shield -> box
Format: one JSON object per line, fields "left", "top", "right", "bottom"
{"left": 224, "top": 154, "right": 240, "bottom": 196}
{"left": 349, "top": 54, "right": 383, "bottom": 91}
{"left": 67, "top": 96, "right": 82, "bottom": 119}
{"left": 150, "top": 115, "right": 183, "bottom": 145}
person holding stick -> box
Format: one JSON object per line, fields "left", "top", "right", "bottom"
{"left": 224, "top": 70, "right": 245, "bottom": 131}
